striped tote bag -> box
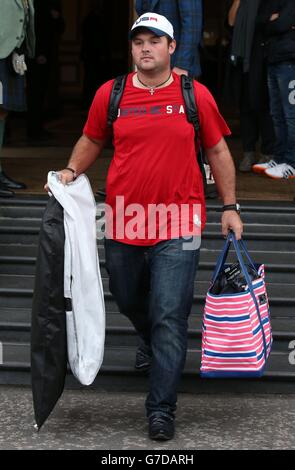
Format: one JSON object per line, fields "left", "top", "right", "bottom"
{"left": 200, "top": 232, "right": 272, "bottom": 378}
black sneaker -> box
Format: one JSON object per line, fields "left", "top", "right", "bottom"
{"left": 148, "top": 414, "right": 175, "bottom": 441}
{"left": 135, "top": 344, "right": 152, "bottom": 373}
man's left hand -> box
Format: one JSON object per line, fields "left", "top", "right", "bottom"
{"left": 221, "top": 211, "right": 243, "bottom": 240}
{"left": 173, "top": 67, "right": 188, "bottom": 76}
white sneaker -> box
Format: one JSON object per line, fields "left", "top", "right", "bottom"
{"left": 252, "top": 159, "right": 278, "bottom": 174}
{"left": 265, "top": 163, "right": 295, "bottom": 179}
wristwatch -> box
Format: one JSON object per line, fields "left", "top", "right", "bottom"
{"left": 65, "top": 167, "right": 77, "bottom": 180}
{"left": 222, "top": 203, "right": 241, "bottom": 215}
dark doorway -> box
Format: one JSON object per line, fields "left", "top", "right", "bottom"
{"left": 201, "top": 0, "right": 230, "bottom": 99}
{"left": 80, "top": 0, "right": 130, "bottom": 107}
{"left": 56, "top": 0, "right": 131, "bottom": 107}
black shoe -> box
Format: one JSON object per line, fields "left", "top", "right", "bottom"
{"left": 0, "top": 171, "right": 26, "bottom": 190}
{"left": 135, "top": 343, "right": 152, "bottom": 373}
{"left": 148, "top": 414, "right": 175, "bottom": 441}
{"left": 0, "top": 185, "right": 14, "bottom": 197}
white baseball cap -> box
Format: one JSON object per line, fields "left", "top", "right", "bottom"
{"left": 130, "top": 12, "right": 174, "bottom": 40}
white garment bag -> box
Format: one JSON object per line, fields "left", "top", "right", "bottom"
{"left": 48, "top": 172, "right": 105, "bottom": 385}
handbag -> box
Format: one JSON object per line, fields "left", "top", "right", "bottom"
{"left": 200, "top": 231, "right": 272, "bottom": 378}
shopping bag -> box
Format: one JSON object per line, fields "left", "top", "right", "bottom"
{"left": 200, "top": 231, "right": 272, "bottom": 378}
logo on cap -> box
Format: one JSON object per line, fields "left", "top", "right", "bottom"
{"left": 135, "top": 16, "right": 158, "bottom": 25}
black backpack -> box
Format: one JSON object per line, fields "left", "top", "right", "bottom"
{"left": 107, "top": 74, "right": 207, "bottom": 187}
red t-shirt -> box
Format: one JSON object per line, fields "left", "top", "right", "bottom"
{"left": 83, "top": 72, "right": 231, "bottom": 246}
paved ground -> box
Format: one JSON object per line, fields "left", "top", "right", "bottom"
{"left": 0, "top": 386, "right": 295, "bottom": 450}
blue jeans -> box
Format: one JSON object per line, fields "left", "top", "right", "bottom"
{"left": 104, "top": 237, "right": 200, "bottom": 418}
{"left": 268, "top": 62, "right": 295, "bottom": 167}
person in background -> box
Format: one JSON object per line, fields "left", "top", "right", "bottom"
{"left": 252, "top": 0, "right": 295, "bottom": 179}
{"left": 46, "top": 0, "right": 65, "bottom": 120}
{"left": 26, "top": 0, "right": 65, "bottom": 143}
{"left": 228, "top": 0, "right": 276, "bottom": 172}
{"left": 136, "top": 0, "right": 203, "bottom": 78}
{"left": 81, "top": 0, "right": 110, "bottom": 108}
{"left": 0, "top": 0, "right": 35, "bottom": 197}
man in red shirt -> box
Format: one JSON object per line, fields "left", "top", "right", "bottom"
{"left": 51, "top": 13, "right": 243, "bottom": 441}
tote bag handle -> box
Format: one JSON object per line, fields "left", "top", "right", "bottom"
{"left": 230, "top": 232, "right": 268, "bottom": 360}
{"left": 211, "top": 232, "right": 258, "bottom": 285}
{"left": 211, "top": 232, "right": 268, "bottom": 360}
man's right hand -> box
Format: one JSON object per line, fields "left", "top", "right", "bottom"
{"left": 44, "top": 169, "right": 75, "bottom": 192}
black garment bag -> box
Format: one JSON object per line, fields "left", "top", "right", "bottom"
{"left": 31, "top": 196, "right": 67, "bottom": 430}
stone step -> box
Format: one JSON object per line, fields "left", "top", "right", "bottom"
{"left": 1, "top": 214, "right": 295, "bottom": 234}
{"left": 0, "top": 274, "right": 294, "bottom": 302}
{"left": 1, "top": 196, "right": 295, "bottom": 388}
{"left": 0, "top": 327, "right": 292, "bottom": 353}
{"left": 0, "top": 252, "right": 294, "bottom": 283}
{"left": 3, "top": 203, "right": 295, "bottom": 226}
{"left": 0, "top": 305, "right": 293, "bottom": 327}
{"left": 0, "top": 284, "right": 294, "bottom": 317}
{"left": 0, "top": 343, "right": 294, "bottom": 377}
{"left": 0, "top": 227, "right": 294, "bottom": 251}
{"left": 1, "top": 243, "right": 294, "bottom": 264}
{"left": 0, "top": 307, "right": 294, "bottom": 332}
{"left": 1, "top": 196, "right": 295, "bottom": 212}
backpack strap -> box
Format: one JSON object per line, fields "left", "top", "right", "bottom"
{"left": 181, "top": 75, "right": 200, "bottom": 134}
{"left": 107, "top": 74, "right": 128, "bottom": 128}
{"left": 181, "top": 75, "right": 207, "bottom": 188}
